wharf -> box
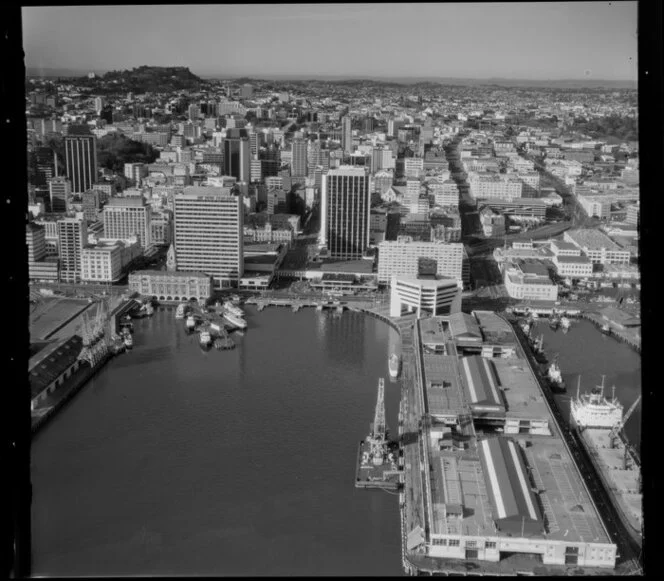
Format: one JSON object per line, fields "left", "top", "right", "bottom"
{"left": 580, "top": 311, "right": 641, "bottom": 354}
{"left": 31, "top": 350, "right": 114, "bottom": 436}
{"left": 508, "top": 315, "right": 643, "bottom": 569}
{"left": 354, "top": 440, "right": 402, "bottom": 490}
{"left": 245, "top": 297, "right": 349, "bottom": 312}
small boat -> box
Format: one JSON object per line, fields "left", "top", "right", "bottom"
{"left": 560, "top": 316, "right": 571, "bottom": 332}
{"left": 199, "top": 329, "right": 212, "bottom": 347}
{"left": 123, "top": 333, "right": 133, "bottom": 349}
{"left": 223, "top": 311, "right": 247, "bottom": 329}
{"left": 175, "top": 303, "right": 186, "bottom": 319}
{"left": 186, "top": 315, "right": 197, "bottom": 330}
{"left": 388, "top": 354, "right": 401, "bottom": 379}
{"left": 223, "top": 301, "right": 245, "bottom": 319}
{"left": 520, "top": 321, "right": 531, "bottom": 336}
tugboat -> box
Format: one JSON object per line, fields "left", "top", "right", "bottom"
{"left": 547, "top": 355, "right": 566, "bottom": 392}
{"left": 388, "top": 354, "right": 401, "bottom": 379}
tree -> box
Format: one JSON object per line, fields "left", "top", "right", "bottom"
{"left": 97, "top": 134, "right": 159, "bottom": 173}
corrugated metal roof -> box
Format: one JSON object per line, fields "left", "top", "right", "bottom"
{"left": 460, "top": 356, "right": 504, "bottom": 409}
{"left": 447, "top": 312, "right": 482, "bottom": 340}
{"left": 478, "top": 437, "right": 544, "bottom": 535}
{"left": 29, "top": 335, "right": 83, "bottom": 399}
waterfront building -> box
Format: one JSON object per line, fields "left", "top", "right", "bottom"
{"left": 128, "top": 270, "right": 212, "bottom": 302}
{"left": 48, "top": 177, "right": 71, "bottom": 213}
{"left": 57, "top": 217, "right": 88, "bottom": 283}
{"left": 29, "top": 335, "right": 84, "bottom": 411}
{"left": 174, "top": 186, "right": 243, "bottom": 287}
{"left": 64, "top": 133, "right": 98, "bottom": 193}
{"left": 320, "top": 166, "right": 370, "bottom": 260}
{"left": 404, "top": 313, "right": 617, "bottom": 570}
{"left": 502, "top": 259, "right": 558, "bottom": 301}
{"left": 223, "top": 129, "right": 251, "bottom": 182}
{"left": 378, "top": 238, "right": 464, "bottom": 288}
{"left": 102, "top": 197, "right": 152, "bottom": 250}
{"left": 389, "top": 276, "right": 461, "bottom": 318}
{"left": 563, "top": 229, "right": 631, "bottom": 265}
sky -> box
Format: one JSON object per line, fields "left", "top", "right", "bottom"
{"left": 22, "top": 2, "right": 638, "bottom": 80}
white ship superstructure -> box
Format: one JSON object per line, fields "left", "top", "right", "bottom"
{"left": 571, "top": 376, "right": 623, "bottom": 429}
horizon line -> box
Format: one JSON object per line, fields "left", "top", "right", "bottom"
{"left": 25, "top": 67, "right": 637, "bottom": 85}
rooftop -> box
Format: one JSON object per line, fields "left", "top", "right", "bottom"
{"left": 566, "top": 228, "right": 620, "bottom": 251}
{"left": 492, "top": 359, "right": 550, "bottom": 422}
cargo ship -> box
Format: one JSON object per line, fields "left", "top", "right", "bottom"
{"left": 570, "top": 376, "right": 642, "bottom": 548}
{"left": 388, "top": 354, "right": 401, "bottom": 379}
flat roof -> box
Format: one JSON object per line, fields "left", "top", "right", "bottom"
{"left": 419, "top": 317, "right": 450, "bottom": 346}
{"left": 422, "top": 354, "right": 466, "bottom": 417}
{"left": 319, "top": 260, "right": 374, "bottom": 274}
{"left": 492, "top": 359, "right": 550, "bottom": 421}
{"left": 459, "top": 356, "right": 505, "bottom": 410}
{"left": 473, "top": 311, "right": 516, "bottom": 345}
{"left": 555, "top": 255, "right": 591, "bottom": 264}
{"left": 130, "top": 270, "right": 209, "bottom": 278}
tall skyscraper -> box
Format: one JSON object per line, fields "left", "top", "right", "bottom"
{"left": 48, "top": 177, "right": 71, "bottom": 213}
{"left": 320, "top": 166, "right": 370, "bottom": 260}
{"left": 291, "top": 138, "right": 308, "bottom": 177}
{"left": 174, "top": 186, "right": 244, "bottom": 288}
{"left": 103, "top": 197, "right": 152, "bottom": 249}
{"left": 223, "top": 129, "right": 251, "bottom": 183}
{"left": 341, "top": 115, "right": 352, "bottom": 154}
{"left": 57, "top": 217, "right": 88, "bottom": 282}
{"left": 64, "top": 133, "right": 98, "bottom": 193}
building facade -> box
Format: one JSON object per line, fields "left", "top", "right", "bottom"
{"left": 174, "top": 186, "right": 244, "bottom": 287}
{"left": 57, "top": 217, "right": 88, "bottom": 282}
{"left": 128, "top": 270, "right": 212, "bottom": 302}
{"left": 64, "top": 134, "right": 98, "bottom": 193}
{"left": 378, "top": 238, "right": 464, "bottom": 287}
{"left": 320, "top": 166, "right": 371, "bottom": 260}
{"left": 103, "top": 197, "right": 152, "bottom": 249}
{"left": 389, "top": 276, "right": 461, "bottom": 318}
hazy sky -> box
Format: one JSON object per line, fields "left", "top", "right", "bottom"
{"left": 22, "top": 2, "right": 637, "bottom": 80}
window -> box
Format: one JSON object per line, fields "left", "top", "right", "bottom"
{"left": 485, "top": 541, "right": 496, "bottom": 549}
{"left": 448, "top": 539, "right": 460, "bottom": 547}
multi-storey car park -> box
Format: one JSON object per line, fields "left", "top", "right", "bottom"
{"left": 400, "top": 310, "right": 618, "bottom": 574}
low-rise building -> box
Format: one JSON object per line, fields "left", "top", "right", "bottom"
{"left": 503, "top": 259, "right": 558, "bottom": 301}
{"left": 479, "top": 207, "right": 506, "bottom": 237}
{"left": 128, "top": 270, "right": 212, "bottom": 302}
{"left": 564, "top": 229, "right": 631, "bottom": 265}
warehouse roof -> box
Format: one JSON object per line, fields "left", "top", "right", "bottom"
{"left": 29, "top": 335, "right": 83, "bottom": 399}
{"left": 460, "top": 356, "right": 505, "bottom": 411}
{"left": 478, "top": 437, "right": 544, "bottom": 536}
{"left": 447, "top": 312, "right": 482, "bottom": 340}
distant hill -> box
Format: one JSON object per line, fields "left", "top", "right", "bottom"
{"left": 100, "top": 66, "right": 204, "bottom": 92}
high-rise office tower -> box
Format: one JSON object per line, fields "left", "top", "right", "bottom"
{"left": 223, "top": 129, "right": 251, "bottom": 182}
{"left": 188, "top": 104, "right": 200, "bottom": 121}
{"left": 291, "top": 138, "right": 308, "bottom": 177}
{"left": 57, "top": 217, "right": 88, "bottom": 282}
{"left": 48, "top": 177, "right": 71, "bottom": 213}
{"left": 82, "top": 190, "right": 102, "bottom": 223}
{"left": 26, "top": 223, "right": 47, "bottom": 262}
{"left": 64, "top": 133, "right": 98, "bottom": 193}
{"left": 341, "top": 115, "right": 352, "bottom": 154}
{"left": 320, "top": 166, "right": 370, "bottom": 260}
{"left": 174, "top": 186, "right": 244, "bottom": 288}
{"left": 34, "top": 146, "right": 56, "bottom": 186}
{"left": 103, "top": 197, "right": 152, "bottom": 249}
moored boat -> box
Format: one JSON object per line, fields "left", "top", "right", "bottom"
{"left": 175, "top": 303, "right": 186, "bottom": 319}
{"left": 547, "top": 356, "right": 566, "bottom": 392}
{"left": 123, "top": 332, "right": 133, "bottom": 349}
{"left": 223, "top": 311, "right": 247, "bottom": 329}
{"left": 185, "top": 315, "right": 197, "bottom": 330}
{"left": 388, "top": 354, "right": 401, "bottom": 379}
{"left": 223, "top": 301, "right": 245, "bottom": 319}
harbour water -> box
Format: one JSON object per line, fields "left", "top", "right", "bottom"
{"left": 31, "top": 306, "right": 403, "bottom": 576}
{"left": 533, "top": 318, "right": 642, "bottom": 453}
